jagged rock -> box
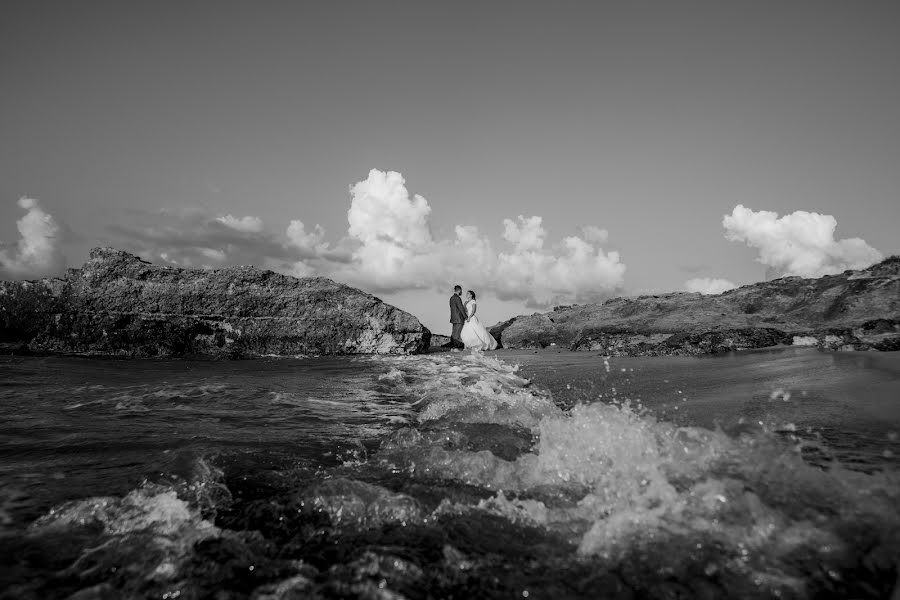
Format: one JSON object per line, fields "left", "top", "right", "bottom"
{"left": 0, "top": 247, "right": 430, "bottom": 357}
{"left": 490, "top": 257, "right": 900, "bottom": 355}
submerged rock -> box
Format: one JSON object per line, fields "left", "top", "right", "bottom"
{"left": 0, "top": 247, "right": 430, "bottom": 357}
{"left": 491, "top": 256, "right": 900, "bottom": 355}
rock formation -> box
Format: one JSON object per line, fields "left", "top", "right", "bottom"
{"left": 490, "top": 257, "right": 900, "bottom": 355}
{"left": 0, "top": 248, "right": 431, "bottom": 357}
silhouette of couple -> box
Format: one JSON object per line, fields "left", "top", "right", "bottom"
{"left": 444, "top": 285, "right": 498, "bottom": 351}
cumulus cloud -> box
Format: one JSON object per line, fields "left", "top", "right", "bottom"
{"left": 337, "top": 170, "right": 626, "bottom": 307}
{"left": 489, "top": 221, "right": 625, "bottom": 306}
{"left": 684, "top": 277, "right": 737, "bottom": 295}
{"left": 723, "top": 205, "right": 882, "bottom": 278}
{"left": 286, "top": 220, "right": 327, "bottom": 252}
{"left": 216, "top": 214, "right": 264, "bottom": 233}
{"left": 0, "top": 197, "right": 67, "bottom": 279}
{"left": 106, "top": 169, "right": 626, "bottom": 308}
{"left": 338, "top": 170, "right": 436, "bottom": 289}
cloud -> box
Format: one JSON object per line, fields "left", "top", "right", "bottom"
{"left": 105, "top": 169, "right": 626, "bottom": 307}
{"left": 338, "top": 170, "right": 626, "bottom": 307}
{"left": 107, "top": 206, "right": 308, "bottom": 269}
{"left": 503, "top": 215, "right": 544, "bottom": 251}
{"left": 0, "top": 197, "right": 67, "bottom": 279}
{"left": 581, "top": 225, "right": 609, "bottom": 244}
{"left": 684, "top": 277, "right": 737, "bottom": 295}
{"left": 723, "top": 205, "right": 882, "bottom": 278}
{"left": 199, "top": 247, "right": 227, "bottom": 262}
{"left": 490, "top": 222, "right": 625, "bottom": 307}
{"left": 339, "top": 169, "right": 436, "bottom": 289}
{"left": 216, "top": 214, "right": 264, "bottom": 233}
{"left": 286, "top": 220, "right": 327, "bottom": 252}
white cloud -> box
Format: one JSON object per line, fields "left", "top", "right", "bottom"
{"left": 489, "top": 230, "right": 625, "bottom": 307}
{"left": 723, "top": 204, "right": 882, "bottom": 278}
{"left": 286, "top": 220, "right": 326, "bottom": 252}
{"left": 503, "top": 215, "right": 545, "bottom": 251}
{"left": 684, "top": 277, "right": 737, "bottom": 295}
{"left": 341, "top": 170, "right": 436, "bottom": 289}
{"left": 348, "top": 170, "right": 433, "bottom": 248}
{"left": 216, "top": 214, "right": 264, "bottom": 233}
{"left": 0, "top": 197, "right": 66, "bottom": 279}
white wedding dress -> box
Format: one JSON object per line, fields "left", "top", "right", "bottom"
{"left": 460, "top": 300, "right": 498, "bottom": 351}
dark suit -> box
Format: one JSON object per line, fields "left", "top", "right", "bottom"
{"left": 449, "top": 293, "right": 467, "bottom": 348}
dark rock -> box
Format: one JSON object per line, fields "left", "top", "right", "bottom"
{"left": 0, "top": 247, "right": 430, "bottom": 357}
{"left": 429, "top": 333, "right": 451, "bottom": 349}
{"left": 491, "top": 257, "right": 900, "bottom": 355}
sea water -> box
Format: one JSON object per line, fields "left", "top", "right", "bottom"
{"left": 1, "top": 348, "right": 898, "bottom": 599}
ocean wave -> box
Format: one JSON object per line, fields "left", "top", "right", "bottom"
{"left": 62, "top": 382, "right": 232, "bottom": 412}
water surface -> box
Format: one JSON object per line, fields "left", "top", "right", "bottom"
{"left": 1, "top": 348, "right": 898, "bottom": 599}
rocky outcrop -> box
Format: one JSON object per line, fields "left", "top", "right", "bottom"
{"left": 490, "top": 257, "right": 900, "bottom": 355}
{"left": 0, "top": 247, "right": 431, "bottom": 357}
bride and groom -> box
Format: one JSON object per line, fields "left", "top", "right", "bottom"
{"left": 446, "top": 285, "right": 498, "bottom": 351}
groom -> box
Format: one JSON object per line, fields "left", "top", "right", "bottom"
{"left": 446, "top": 284, "right": 467, "bottom": 349}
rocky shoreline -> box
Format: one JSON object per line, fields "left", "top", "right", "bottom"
{"left": 0, "top": 248, "right": 431, "bottom": 358}
{"left": 4, "top": 248, "right": 897, "bottom": 360}
{"left": 489, "top": 257, "right": 900, "bottom": 356}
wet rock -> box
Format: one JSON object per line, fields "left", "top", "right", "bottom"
{"left": 0, "top": 247, "right": 430, "bottom": 357}
{"left": 182, "top": 531, "right": 290, "bottom": 595}
{"left": 428, "top": 334, "right": 451, "bottom": 349}
{"left": 492, "top": 256, "right": 900, "bottom": 355}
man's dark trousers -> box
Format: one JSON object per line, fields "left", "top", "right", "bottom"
{"left": 449, "top": 293, "right": 467, "bottom": 348}
{"left": 450, "top": 321, "right": 465, "bottom": 348}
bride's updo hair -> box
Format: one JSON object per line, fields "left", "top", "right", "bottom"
{"left": 467, "top": 290, "right": 476, "bottom": 300}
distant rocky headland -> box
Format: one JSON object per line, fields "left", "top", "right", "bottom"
{"left": 0, "top": 248, "right": 431, "bottom": 357}
{"left": 490, "top": 257, "right": 900, "bottom": 355}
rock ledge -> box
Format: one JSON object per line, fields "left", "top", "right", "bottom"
{"left": 490, "top": 257, "right": 900, "bottom": 355}
{"left": 0, "top": 248, "right": 431, "bottom": 357}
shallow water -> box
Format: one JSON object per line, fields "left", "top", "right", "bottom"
{"left": 1, "top": 348, "right": 898, "bottom": 599}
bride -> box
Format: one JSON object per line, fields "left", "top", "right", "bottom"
{"left": 460, "top": 290, "right": 498, "bottom": 351}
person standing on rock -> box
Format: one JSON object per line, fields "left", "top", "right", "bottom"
{"left": 446, "top": 285, "right": 467, "bottom": 349}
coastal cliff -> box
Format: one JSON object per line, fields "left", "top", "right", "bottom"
{"left": 491, "top": 257, "right": 900, "bottom": 355}
{"left": 0, "top": 248, "right": 431, "bottom": 357}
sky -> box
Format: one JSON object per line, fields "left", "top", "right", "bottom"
{"left": 2, "top": 1, "right": 898, "bottom": 333}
